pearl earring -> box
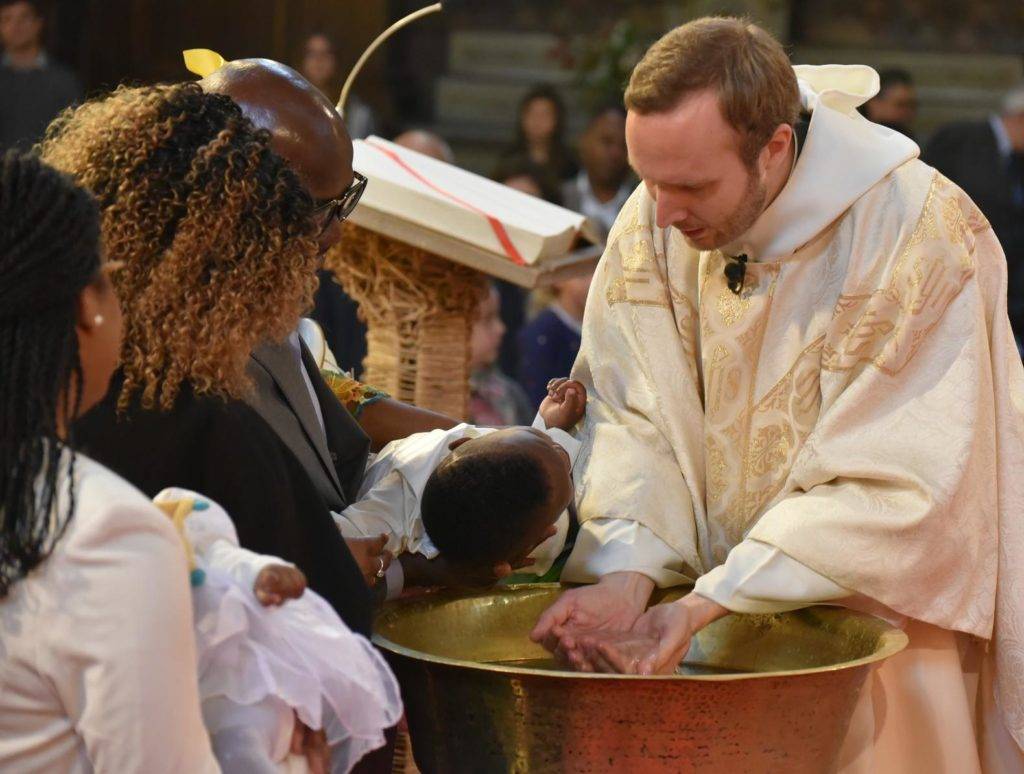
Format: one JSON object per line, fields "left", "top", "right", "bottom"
{"left": 93, "top": 314, "right": 104, "bottom": 326}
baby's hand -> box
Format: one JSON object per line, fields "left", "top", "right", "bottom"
{"left": 539, "top": 378, "right": 587, "bottom": 431}
{"left": 254, "top": 564, "right": 307, "bottom": 607}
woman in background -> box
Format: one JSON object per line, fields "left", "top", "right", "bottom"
{"left": 497, "top": 84, "right": 577, "bottom": 191}
{"left": 0, "top": 151, "right": 217, "bottom": 772}
{"left": 299, "top": 30, "right": 376, "bottom": 140}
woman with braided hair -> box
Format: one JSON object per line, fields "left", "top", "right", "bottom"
{"left": 0, "top": 151, "right": 218, "bottom": 771}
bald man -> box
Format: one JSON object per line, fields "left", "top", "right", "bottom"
{"left": 199, "top": 54, "right": 449, "bottom": 774}
{"left": 198, "top": 61, "right": 456, "bottom": 580}
{"left": 393, "top": 128, "right": 455, "bottom": 164}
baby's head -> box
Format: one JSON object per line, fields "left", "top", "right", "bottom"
{"left": 420, "top": 427, "right": 574, "bottom": 573}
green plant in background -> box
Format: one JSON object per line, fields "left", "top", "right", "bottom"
{"left": 574, "top": 19, "right": 654, "bottom": 111}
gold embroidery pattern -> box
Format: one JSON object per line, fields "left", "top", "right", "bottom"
{"left": 941, "top": 194, "right": 968, "bottom": 249}
{"left": 606, "top": 277, "right": 628, "bottom": 306}
{"left": 706, "top": 437, "right": 727, "bottom": 504}
{"left": 622, "top": 239, "right": 654, "bottom": 272}
{"left": 606, "top": 196, "right": 647, "bottom": 245}
{"left": 702, "top": 262, "right": 786, "bottom": 543}
{"left": 821, "top": 173, "right": 975, "bottom": 377}
{"left": 746, "top": 424, "right": 790, "bottom": 477}
{"left": 716, "top": 279, "right": 752, "bottom": 326}
{"left": 733, "top": 335, "right": 826, "bottom": 527}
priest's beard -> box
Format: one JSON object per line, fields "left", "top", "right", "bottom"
{"left": 682, "top": 168, "right": 768, "bottom": 251}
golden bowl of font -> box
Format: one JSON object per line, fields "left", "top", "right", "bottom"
{"left": 374, "top": 584, "right": 908, "bottom": 773}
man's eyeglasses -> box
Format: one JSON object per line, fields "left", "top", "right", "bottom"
{"left": 314, "top": 171, "right": 367, "bottom": 235}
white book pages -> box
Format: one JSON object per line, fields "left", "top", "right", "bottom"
{"left": 351, "top": 137, "right": 601, "bottom": 274}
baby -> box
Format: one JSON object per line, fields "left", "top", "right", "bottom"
{"left": 154, "top": 489, "right": 402, "bottom": 774}
{"left": 335, "top": 378, "right": 586, "bottom": 595}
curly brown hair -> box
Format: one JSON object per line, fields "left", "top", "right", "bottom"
{"left": 39, "top": 82, "right": 319, "bottom": 410}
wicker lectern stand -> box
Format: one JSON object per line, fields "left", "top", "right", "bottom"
{"left": 325, "top": 222, "right": 488, "bottom": 421}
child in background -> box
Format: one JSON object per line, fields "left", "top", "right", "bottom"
{"left": 469, "top": 283, "right": 534, "bottom": 426}
{"left": 334, "top": 379, "right": 587, "bottom": 597}
{"left": 518, "top": 269, "right": 594, "bottom": 409}
{"left": 154, "top": 489, "right": 402, "bottom": 774}
{"left": 492, "top": 161, "right": 563, "bottom": 379}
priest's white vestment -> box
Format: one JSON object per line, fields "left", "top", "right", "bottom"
{"left": 563, "top": 65, "right": 1024, "bottom": 772}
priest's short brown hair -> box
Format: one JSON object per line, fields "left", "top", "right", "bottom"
{"left": 625, "top": 17, "right": 800, "bottom": 167}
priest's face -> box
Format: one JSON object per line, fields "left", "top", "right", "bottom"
{"left": 627, "top": 89, "right": 773, "bottom": 251}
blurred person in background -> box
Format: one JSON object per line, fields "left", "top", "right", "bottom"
{"left": 561, "top": 105, "right": 633, "bottom": 240}
{"left": 518, "top": 268, "right": 593, "bottom": 410}
{"left": 468, "top": 283, "right": 534, "bottom": 427}
{"left": 302, "top": 30, "right": 377, "bottom": 377}
{"left": 393, "top": 128, "right": 454, "bottom": 163}
{"left": 497, "top": 84, "right": 577, "bottom": 193}
{"left": 313, "top": 127, "right": 456, "bottom": 378}
{"left": 495, "top": 156, "right": 563, "bottom": 204}
{"left": 925, "top": 82, "right": 1024, "bottom": 349}
{"left": 0, "top": 0, "right": 80, "bottom": 152}
{"left": 300, "top": 30, "right": 376, "bottom": 140}
{"left": 860, "top": 68, "right": 918, "bottom": 139}
{"left": 491, "top": 161, "right": 564, "bottom": 386}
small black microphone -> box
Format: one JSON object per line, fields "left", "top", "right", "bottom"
{"left": 724, "top": 254, "right": 748, "bottom": 295}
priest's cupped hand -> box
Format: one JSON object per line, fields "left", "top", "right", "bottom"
{"left": 530, "top": 572, "right": 653, "bottom": 669}
{"left": 578, "top": 594, "right": 730, "bottom": 675}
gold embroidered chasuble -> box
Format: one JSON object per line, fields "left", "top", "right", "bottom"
{"left": 572, "top": 159, "right": 1024, "bottom": 745}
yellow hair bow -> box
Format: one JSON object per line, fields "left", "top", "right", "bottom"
{"left": 183, "top": 48, "right": 226, "bottom": 78}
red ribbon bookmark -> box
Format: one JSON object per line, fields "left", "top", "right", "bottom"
{"left": 364, "top": 140, "right": 527, "bottom": 266}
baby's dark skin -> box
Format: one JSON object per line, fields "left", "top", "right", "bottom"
{"left": 368, "top": 379, "right": 588, "bottom": 591}
{"left": 540, "top": 378, "right": 586, "bottom": 431}
{"left": 428, "top": 379, "right": 586, "bottom": 583}
{"left": 254, "top": 563, "right": 307, "bottom": 606}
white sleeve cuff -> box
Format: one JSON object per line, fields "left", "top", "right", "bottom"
{"left": 384, "top": 557, "right": 404, "bottom": 600}
{"left": 694, "top": 539, "right": 850, "bottom": 614}
{"left": 561, "top": 518, "right": 693, "bottom": 588}
{"left": 204, "top": 540, "right": 287, "bottom": 592}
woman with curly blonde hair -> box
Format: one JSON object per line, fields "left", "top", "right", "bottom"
{"left": 41, "top": 80, "right": 375, "bottom": 640}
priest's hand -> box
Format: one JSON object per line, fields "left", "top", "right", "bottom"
{"left": 579, "top": 593, "right": 729, "bottom": 675}
{"left": 530, "top": 571, "right": 654, "bottom": 670}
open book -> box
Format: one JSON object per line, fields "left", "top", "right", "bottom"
{"left": 348, "top": 137, "right": 603, "bottom": 288}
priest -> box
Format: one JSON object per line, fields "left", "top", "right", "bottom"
{"left": 531, "top": 17, "right": 1024, "bottom": 772}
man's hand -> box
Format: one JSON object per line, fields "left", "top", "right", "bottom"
{"left": 253, "top": 564, "right": 307, "bottom": 607}
{"left": 529, "top": 571, "right": 654, "bottom": 670}
{"left": 539, "top": 378, "right": 587, "bottom": 431}
{"left": 579, "top": 593, "right": 729, "bottom": 675}
{"left": 345, "top": 534, "right": 392, "bottom": 588}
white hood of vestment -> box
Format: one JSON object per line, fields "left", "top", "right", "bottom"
{"left": 723, "top": 64, "right": 920, "bottom": 261}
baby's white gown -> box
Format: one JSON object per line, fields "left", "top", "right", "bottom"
{"left": 154, "top": 488, "right": 403, "bottom": 774}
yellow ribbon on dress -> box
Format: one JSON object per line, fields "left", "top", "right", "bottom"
{"left": 183, "top": 48, "right": 226, "bottom": 78}
{"left": 154, "top": 496, "right": 206, "bottom": 586}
